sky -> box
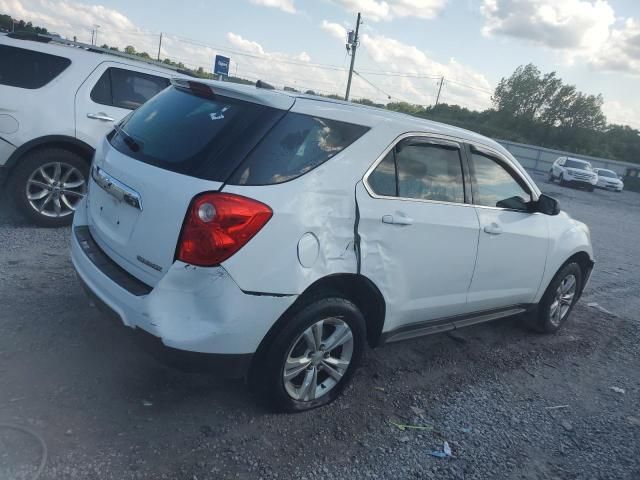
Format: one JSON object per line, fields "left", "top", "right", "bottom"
{"left": 2, "top": 0, "right": 639, "bottom": 128}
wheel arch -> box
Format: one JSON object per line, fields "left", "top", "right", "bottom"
{"left": 4, "top": 135, "right": 94, "bottom": 182}
{"left": 254, "top": 273, "right": 387, "bottom": 362}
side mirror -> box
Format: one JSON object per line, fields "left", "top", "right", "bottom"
{"left": 535, "top": 193, "right": 560, "bottom": 215}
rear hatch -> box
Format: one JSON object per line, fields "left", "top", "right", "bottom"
{"left": 87, "top": 82, "right": 293, "bottom": 286}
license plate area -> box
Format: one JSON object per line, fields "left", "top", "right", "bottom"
{"left": 89, "top": 178, "right": 140, "bottom": 244}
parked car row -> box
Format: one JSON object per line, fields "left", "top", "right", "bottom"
{"left": 548, "top": 156, "right": 624, "bottom": 192}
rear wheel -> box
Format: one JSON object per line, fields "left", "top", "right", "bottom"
{"left": 11, "top": 148, "right": 88, "bottom": 227}
{"left": 250, "top": 297, "right": 366, "bottom": 412}
{"left": 527, "top": 262, "right": 582, "bottom": 333}
{"left": 547, "top": 171, "right": 555, "bottom": 182}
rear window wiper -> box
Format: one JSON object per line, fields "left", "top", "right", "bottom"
{"left": 113, "top": 123, "right": 141, "bottom": 153}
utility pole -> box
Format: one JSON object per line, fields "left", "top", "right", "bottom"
{"left": 435, "top": 76, "right": 444, "bottom": 106}
{"left": 94, "top": 25, "right": 100, "bottom": 46}
{"left": 344, "top": 12, "right": 362, "bottom": 102}
{"left": 157, "top": 32, "right": 163, "bottom": 61}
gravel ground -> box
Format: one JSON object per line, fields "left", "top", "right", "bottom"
{"left": 1, "top": 173, "right": 639, "bottom": 480}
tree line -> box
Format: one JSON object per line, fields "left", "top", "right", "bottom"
{"left": 2, "top": 13, "right": 639, "bottom": 164}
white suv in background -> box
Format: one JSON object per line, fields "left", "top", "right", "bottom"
{"left": 72, "top": 79, "right": 594, "bottom": 411}
{"left": 0, "top": 32, "right": 188, "bottom": 226}
{"left": 548, "top": 156, "right": 598, "bottom": 191}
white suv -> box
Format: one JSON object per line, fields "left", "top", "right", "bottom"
{"left": 0, "top": 33, "right": 188, "bottom": 226}
{"left": 71, "top": 79, "right": 594, "bottom": 411}
{"left": 548, "top": 156, "right": 598, "bottom": 191}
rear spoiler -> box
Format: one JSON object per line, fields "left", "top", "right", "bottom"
{"left": 169, "top": 78, "right": 295, "bottom": 110}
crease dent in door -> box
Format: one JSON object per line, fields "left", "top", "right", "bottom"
{"left": 353, "top": 180, "right": 397, "bottom": 301}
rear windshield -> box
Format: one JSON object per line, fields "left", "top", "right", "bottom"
{"left": 110, "top": 86, "right": 284, "bottom": 181}
{"left": 111, "top": 86, "right": 369, "bottom": 184}
{"left": 565, "top": 159, "right": 592, "bottom": 170}
{"left": 0, "top": 45, "right": 71, "bottom": 89}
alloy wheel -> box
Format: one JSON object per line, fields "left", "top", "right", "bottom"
{"left": 26, "top": 162, "right": 86, "bottom": 218}
{"left": 282, "top": 317, "right": 354, "bottom": 402}
{"left": 549, "top": 274, "right": 577, "bottom": 327}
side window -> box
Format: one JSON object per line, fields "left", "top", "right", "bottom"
{"left": 90, "top": 68, "right": 170, "bottom": 110}
{"left": 471, "top": 152, "right": 531, "bottom": 210}
{"left": 0, "top": 45, "right": 71, "bottom": 89}
{"left": 227, "top": 113, "right": 369, "bottom": 185}
{"left": 395, "top": 142, "right": 465, "bottom": 203}
{"left": 368, "top": 151, "right": 397, "bottom": 197}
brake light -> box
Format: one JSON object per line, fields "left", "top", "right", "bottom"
{"left": 176, "top": 193, "right": 272, "bottom": 266}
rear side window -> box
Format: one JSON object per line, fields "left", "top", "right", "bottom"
{"left": 91, "top": 67, "right": 170, "bottom": 110}
{"left": 110, "top": 86, "right": 285, "bottom": 181}
{"left": 0, "top": 45, "right": 70, "bottom": 89}
{"left": 227, "top": 113, "right": 369, "bottom": 185}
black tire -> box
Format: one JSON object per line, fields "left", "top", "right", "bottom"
{"left": 250, "top": 296, "right": 366, "bottom": 412}
{"left": 10, "top": 148, "right": 89, "bottom": 227}
{"left": 559, "top": 173, "right": 567, "bottom": 186}
{"left": 587, "top": 185, "right": 595, "bottom": 192}
{"left": 527, "top": 262, "right": 582, "bottom": 334}
{"left": 547, "top": 171, "right": 555, "bottom": 183}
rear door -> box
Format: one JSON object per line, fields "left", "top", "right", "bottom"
{"left": 466, "top": 145, "right": 548, "bottom": 311}
{"left": 356, "top": 135, "right": 480, "bottom": 332}
{"left": 75, "top": 62, "right": 171, "bottom": 147}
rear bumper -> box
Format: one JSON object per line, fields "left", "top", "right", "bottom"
{"left": 71, "top": 199, "right": 297, "bottom": 365}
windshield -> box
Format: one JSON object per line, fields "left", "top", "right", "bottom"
{"left": 597, "top": 169, "right": 617, "bottom": 178}
{"left": 565, "top": 159, "right": 592, "bottom": 170}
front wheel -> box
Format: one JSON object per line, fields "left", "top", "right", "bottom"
{"left": 559, "top": 173, "right": 567, "bottom": 186}
{"left": 11, "top": 148, "right": 89, "bottom": 227}
{"left": 250, "top": 297, "right": 366, "bottom": 412}
{"left": 527, "top": 262, "right": 582, "bottom": 333}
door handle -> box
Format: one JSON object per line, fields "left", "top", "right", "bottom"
{"left": 87, "top": 112, "right": 115, "bottom": 122}
{"left": 382, "top": 214, "right": 414, "bottom": 226}
{"left": 483, "top": 223, "right": 503, "bottom": 235}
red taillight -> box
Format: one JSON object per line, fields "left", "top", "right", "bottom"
{"left": 176, "top": 192, "right": 272, "bottom": 266}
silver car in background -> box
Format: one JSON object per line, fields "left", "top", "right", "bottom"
{"left": 594, "top": 168, "right": 624, "bottom": 192}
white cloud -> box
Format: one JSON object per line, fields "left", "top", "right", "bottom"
{"left": 329, "top": 0, "right": 447, "bottom": 22}
{"left": 589, "top": 18, "right": 640, "bottom": 74}
{"left": 227, "top": 32, "right": 266, "bottom": 56}
{"left": 602, "top": 100, "right": 640, "bottom": 129}
{"left": 481, "top": 0, "right": 615, "bottom": 51}
{"left": 358, "top": 33, "right": 493, "bottom": 109}
{"left": 481, "top": 0, "right": 640, "bottom": 75}
{"left": 249, "top": 0, "right": 296, "bottom": 14}
{"left": 321, "top": 20, "right": 348, "bottom": 41}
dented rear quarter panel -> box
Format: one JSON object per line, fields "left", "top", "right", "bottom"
{"left": 220, "top": 115, "right": 397, "bottom": 296}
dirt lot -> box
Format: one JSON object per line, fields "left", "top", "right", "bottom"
{"left": 1, "top": 173, "right": 639, "bottom": 480}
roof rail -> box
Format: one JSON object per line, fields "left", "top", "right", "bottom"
{"left": 9, "top": 33, "right": 198, "bottom": 77}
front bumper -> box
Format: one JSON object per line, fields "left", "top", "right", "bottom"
{"left": 71, "top": 200, "right": 297, "bottom": 370}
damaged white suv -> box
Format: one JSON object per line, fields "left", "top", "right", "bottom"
{"left": 72, "top": 79, "right": 594, "bottom": 411}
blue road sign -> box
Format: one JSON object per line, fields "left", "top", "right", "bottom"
{"left": 214, "top": 55, "right": 230, "bottom": 76}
